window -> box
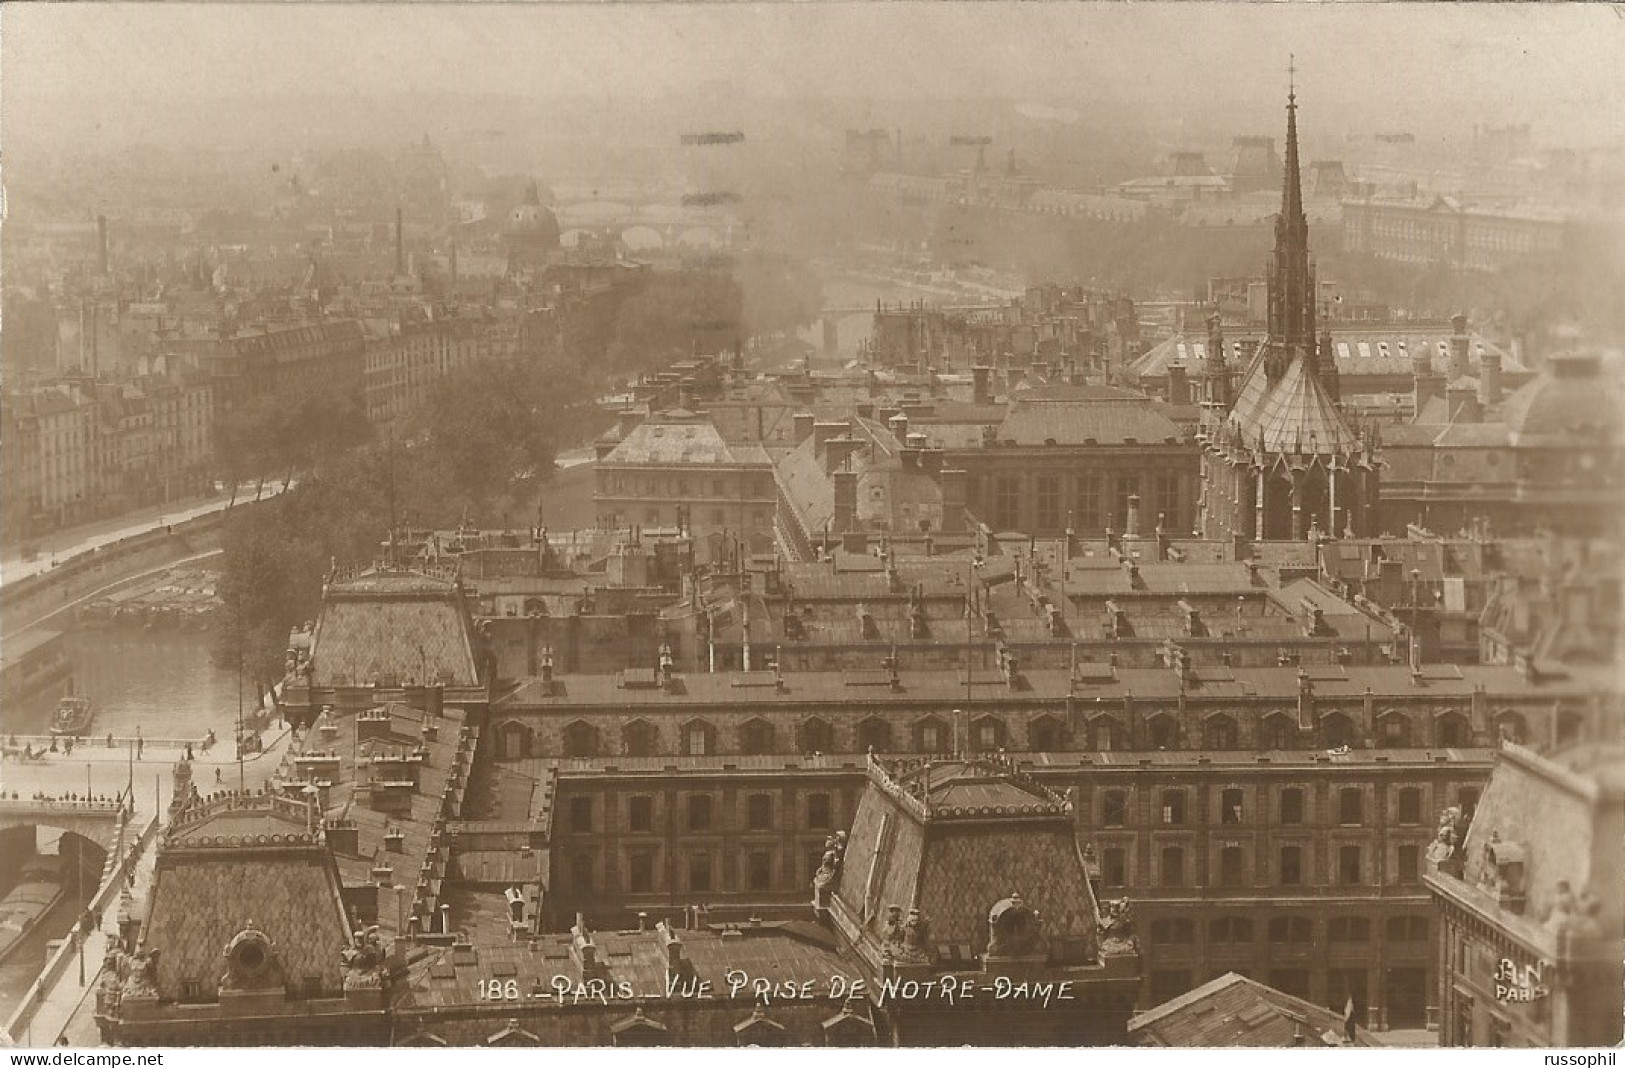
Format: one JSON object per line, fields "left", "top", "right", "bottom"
{"left": 856, "top": 718, "right": 891, "bottom": 752}
{"left": 1219, "top": 845, "right": 1246, "bottom": 887}
{"left": 1160, "top": 846, "right": 1185, "bottom": 887}
{"left": 682, "top": 721, "right": 714, "bottom": 757}
{"left": 1329, "top": 917, "right": 1372, "bottom": 942}
{"left": 571, "top": 850, "right": 594, "bottom": 893}
{"left": 1035, "top": 475, "right": 1061, "bottom": 531}
{"left": 1029, "top": 716, "right": 1066, "bottom": 751}
{"left": 1151, "top": 918, "right": 1195, "bottom": 945}
{"left": 915, "top": 718, "right": 945, "bottom": 752}
{"left": 747, "top": 794, "right": 773, "bottom": 831}
{"left": 1149, "top": 971, "right": 1194, "bottom": 1005}
{"left": 688, "top": 853, "right": 712, "bottom": 893}
{"left": 1221, "top": 788, "right": 1244, "bottom": 824}
{"left": 1279, "top": 788, "right": 1305, "bottom": 825}
{"left": 1148, "top": 716, "right": 1179, "bottom": 750}
{"left": 1102, "top": 847, "right": 1127, "bottom": 888}
{"left": 1397, "top": 845, "right": 1420, "bottom": 885}
{"left": 974, "top": 717, "right": 1004, "bottom": 750}
{"left": 628, "top": 850, "right": 654, "bottom": 893}
{"left": 1270, "top": 969, "right": 1310, "bottom": 998}
{"left": 747, "top": 851, "right": 772, "bottom": 892}
{"left": 1280, "top": 845, "right": 1303, "bottom": 886}
{"left": 1339, "top": 845, "right": 1363, "bottom": 885}
{"left": 798, "top": 717, "right": 834, "bottom": 754}
{"left": 688, "top": 794, "right": 713, "bottom": 831}
{"left": 740, "top": 719, "right": 775, "bottom": 755}
{"left": 1268, "top": 916, "right": 1313, "bottom": 944}
{"left": 993, "top": 476, "right": 1022, "bottom": 530}
{"left": 1327, "top": 969, "right": 1368, "bottom": 1022}
{"left": 1379, "top": 713, "right": 1412, "bottom": 748}
{"left": 1113, "top": 475, "right": 1140, "bottom": 528}
{"left": 1077, "top": 474, "right": 1102, "bottom": 529}
{"left": 1210, "top": 917, "right": 1253, "bottom": 944}
{"left": 1205, "top": 716, "right": 1238, "bottom": 750}
{"left": 1088, "top": 717, "right": 1120, "bottom": 751}
{"left": 1457, "top": 787, "right": 1480, "bottom": 820}
{"left": 1496, "top": 712, "right": 1526, "bottom": 744}
{"left": 1437, "top": 713, "right": 1469, "bottom": 747}
{"left": 623, "top": 720, "right": 657, "bottom": 757}
{"left": 1261, "top": 714, "right": 1295, "bottom": 750}
{"left": 563, "top": 720, "right": 600, "bottom": 758}
{"left": 1556, "top": 709, "right": 1584, "bottom": 746}
{"left": 1339, "top": 787, "right": 1364, "bottom": 825}
{"left": 1156, "top": 473, "right": 1180, "bottom": 529}
{"left": 1397, "top": 787, "right": 1422, "bottom": 825}
{"left": 1161, "top": 790, "right": 1186, "bottom": 825}
{"left": 1103, "top": 790, "right": 1128, "bottom": 827}
{"left": 1322, "top": 712, "right": 1354, "bottom": 749}
{"left": 569, "top": 797, "right": 593, "bottom": 833}
{"left": 1386, "top": 916, "right": 1429, "bottom": 943}
{"left": 807, "top": 793, "right": 832, "bottom": 831}
{"left": 629, "top": 796, "right": 653, "bottom": 833}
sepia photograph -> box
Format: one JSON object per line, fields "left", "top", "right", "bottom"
{"left": 0, "top": 1, "right": 1621, "bottom": 1055}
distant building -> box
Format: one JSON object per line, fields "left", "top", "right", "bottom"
{"left": 1426, "top": 742, "right": 1624, "bottom": 1047}
{"left": 1341, "top": 195, "right": 1572, "bottom": 272}
{"left": 1129, "top": 972, "right": 1378, "bottom": 1046}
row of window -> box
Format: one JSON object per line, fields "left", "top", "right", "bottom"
{"left": 1099, "top": 841, "right": 1424, "bottom": 889}
{"left": 1149, "top": 915, "right": 1430, "bottom": 946}
{"left": 983, "top": 472, "right": 1184, "bottom": 532}
{"left": 566, "top": 792, "right": 835, "bottom": 834}
{"left": 1100, "top": 784, "right": 1479, "bottom": 829}
{"left": 566, "top": 846, "right": 832, "bottom": 896}
{"left": 535, "top": 709, "right": 1563, "bottom": 759}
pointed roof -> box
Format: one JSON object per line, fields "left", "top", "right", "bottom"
{"left": 1230, "top": 349, "right": 1360, "bottom": 455}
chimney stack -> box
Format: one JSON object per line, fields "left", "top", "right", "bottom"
{"left": 1126, "top": 494, "right": 1142, "bottom": 538}
{"left": 888, "top": 412, "right": 909, "bottom": 443}
{"left": 1167, "top": 361, "right": 1190, "bottom": 405}
{"left": 833, "top": 471, "right": 858, "bottom": 533}
{"left": 1478, "top": 350, "right": 1502, "bottom": 407}
{"left": 1449, "top": 314, "right": 1470, "bottom": 380}
{"left": 1447, "top": 383, "right": 1481, "bottom": 424}
{"left": 972, "top": 365, "right": 992, "bottom": 406}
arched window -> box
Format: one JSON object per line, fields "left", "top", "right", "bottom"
{"left": 740, "top": 718, "right": 776, "bottom": 756}
{"left": 1321, "top": 711, "right": 1355, "bottom": 749}
{"left": 496, "top": 720, "right": 530, "bottom": 761}
{"left": 1029, "top": 715, "right": 1068, "bottom": 752}
{"left": 914, "top": 716, "right": 947, "bottom": 753}
{"left": 1087, "top": 716, "right": 1121, "bottom": 752}
{"left": 798, "top": 717, "right": 835, "bottom": 754}
{"left": 1494, "top": 711, "right": 1527, "bottom": 744}
{"left": 856, "top": 717, "right": 891, "bottom": 753}
{"left": 1435, "top": 711, "right": 1470, "bottom": 748}
{"left": 1147, "top": 715, "right": 1179, "bottom": 750}
{"left": 623, "top": 719, "right": 658, "bottom": 757}
{"left": 1378, "top": 710, "right": 1412, "bottom": 748}
{"left": 563, "top": 720, "right": 600, "bottom": 759}
{"left": 972, "top": 716, "right": 1006, "bottom": 751}
{"left": 1260, "top": 713, "right": 1296, "bottom": 751}
{"left": 682, "top": 720, "right": 716, "bottom": 757}
{"left": 1203, "top": 714, "right": 1238, "bottom": 750}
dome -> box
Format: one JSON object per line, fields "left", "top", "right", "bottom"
{"left": 504, "top": 180, "right": 560, "bottom": 252}
{"left": 1502, "top": 353, "right": 1625, "bottom": 446}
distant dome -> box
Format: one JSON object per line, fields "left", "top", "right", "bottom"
{"left": 504, "top": 180, "right": 560, "bottom": 252}
{"left": 1503, "top": 353, "right": 1624, "bottom": 445}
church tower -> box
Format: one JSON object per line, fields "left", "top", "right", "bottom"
{"left": 1198, "top": 68, "right": 1380, "bottom": 543}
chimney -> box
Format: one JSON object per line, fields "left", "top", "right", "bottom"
{"left": 1447, "top": 383, "right": 1481, "bottom": 424}
{"left": 97, "top": 215, "right": 109, "bottom": 275}
{"left": 1449, "top": 314, "right": 1470, "bottom": 380}
{"left": 1478, "top": 350, "right": 1502, "bottom": 407}
{"left": 824, "top": 436, "right": 860, "bottom": 474}
{"left": 1125, "top": 494, "right": 1142, "bottom": 538}
{"left": 900, "top": 448, "right": 919, "bottom": 471}
{"left": 833, "top": 471, "right": 858, "bottom": 533}
{"left": 940, "top": 469, "right": 968, "bottom": 533}
{"left": 812, "top": 421, "right": 844, "bottom": 449}
{"left": 972, "top": 365, "right": 992, "bottom": 406}
{"left": 921, "top": 448, "right": 944, "bottom": 475}
{"left": 888, "top": 412, "right": 909, "bottom": 443}
{"left": 1167, "top": 362, "right": 1190, "bottom": 405}
{"left": 396, "top": 207, "right": 404, "bottom": 275}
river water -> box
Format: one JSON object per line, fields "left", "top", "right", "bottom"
{"left": 8, "top": 627, "right": 241, "bottom": 741}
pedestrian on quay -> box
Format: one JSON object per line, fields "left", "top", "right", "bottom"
{"left": 136, "top": 735, "right": 144, "bottom": 760}
{"left": 185, "top": 743, "right": 194, "bottom": 761}
{"left": 106, "top": 732, "right": 114, "bottom": 748}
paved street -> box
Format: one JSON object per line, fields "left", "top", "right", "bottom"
{"left": 1, "top": 483, "right": 289, "bottom": 587}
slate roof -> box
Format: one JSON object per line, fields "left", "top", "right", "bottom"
{"left": 143, "top": 794, "right": 352, "bottom": 1002}
{"left": 601, "top": 419, "right": 770, "bottom": 467}
{"left": 1227, "top": 349, "right": 1361, "bottom": 455}
{"left": 1133, "top": 327, "right": 1523, "bottom": 386}
{"left": 994, "top": 397, "right": 1184, "bottom": 447}
{"left": 1130, "top": 972, "right": 1374, "bottom": 1047}
{"left": 311, "top": 566, "right": 480, "bottom": 688}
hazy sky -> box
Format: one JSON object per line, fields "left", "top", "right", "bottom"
{"left": 5, "top": 4, "right": 1623, "bottom": 134}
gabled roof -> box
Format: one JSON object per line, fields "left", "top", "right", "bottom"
{"left": 311, "top": 566, "right": 479, "bottom": 688}
{"left": 1130, "top": 972, "right": 1374, "bottom": 1047}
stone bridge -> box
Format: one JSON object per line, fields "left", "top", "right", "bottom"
{"left": 0, "top": 798, "right": 128, "bottom": 864}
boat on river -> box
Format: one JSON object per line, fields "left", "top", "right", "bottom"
{"left": 49, "top": 695, "right": 95, "bottom": 736}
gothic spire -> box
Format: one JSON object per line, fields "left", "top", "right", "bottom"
{"left": 1266, "top": 57, "right": 1316, "bottom": 380}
